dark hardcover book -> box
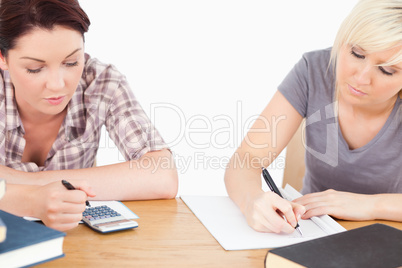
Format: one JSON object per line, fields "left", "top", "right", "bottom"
{"left": 265, "top": 223, "right": 402, "bottom": 268}
{"left": 0, "top": 210, "right": 65, "bottom": 267}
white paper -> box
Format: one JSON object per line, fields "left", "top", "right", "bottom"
{"left": 283, "top": 184, "right": 346, "bottom": 234}
{"left": 24, "top": 200, "right": 139, "bottom": 221}
{"left": 181, "top": 185, "right": 346, "bottom": 250}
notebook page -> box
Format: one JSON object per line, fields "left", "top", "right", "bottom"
{"left": 181, "top": 195, "right": 345, "bottom": 250}
{"left": 283, "top": 184, "right": 346, "bottom": 234}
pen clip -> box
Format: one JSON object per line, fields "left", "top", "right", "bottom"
{"left": 266, "top": 180, "right": 275, "bottom": 192}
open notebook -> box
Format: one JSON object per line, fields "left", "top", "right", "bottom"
{"left": 181, "top": 184, "right": 346, "bottom": 250}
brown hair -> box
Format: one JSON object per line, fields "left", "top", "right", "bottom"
{"left": 0, "top": 0, "right": 90, "bottom": 57}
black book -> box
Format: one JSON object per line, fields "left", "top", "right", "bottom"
{"left": 265, "top": 223, "right": 402, "bottom": 268}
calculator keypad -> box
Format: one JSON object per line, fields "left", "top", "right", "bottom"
{"left": 83, "top": 205, "right": 121, "bottom": 221}
{"left": 81, "top": 205, "right": 138, "bottom": 233}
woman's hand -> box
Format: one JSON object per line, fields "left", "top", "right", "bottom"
{"left": 293, "top": 189, "right": 375, "bottom": 221}
{"left": 29, "top": 180, "right": 96, "bottom": 231}
{"left": 243, "top": 191, "right": 305, "bottom": 233}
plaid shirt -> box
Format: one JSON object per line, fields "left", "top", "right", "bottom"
{"left": 0, "top": 54, "right": 168, "bottom": 172}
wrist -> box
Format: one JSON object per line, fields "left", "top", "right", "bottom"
{"left": 366, "top": 194, "right": 380, "bottom": 220}
{"left": 24, "top": 184, "right": 41, "bottom": 218}
{"left": 241, "top": 189, "right": 264, "bottom": 214}
{"left": 370, "top": 194, "right": 399, "bottom": 221}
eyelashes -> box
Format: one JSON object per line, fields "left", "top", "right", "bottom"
{"left": 350, "top": 49, "right": 365, "bottom": 59}
{"left": 350, "top": 48, "right": 394, "bottom": 76}
{"left": 26, "top": 61, "right": 79, "bottom": 74}
{"left": 65, "top": 61, "right": 78, "bottom": 67}
{"left": 26, "top": 68, "right": 42, "bottom": 74}
{"left": 379, "top": 66, "right": 393, "bottom": 76}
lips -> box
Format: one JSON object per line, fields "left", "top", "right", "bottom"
{"left": 348, "top": 84, "right": 367, "bottom": 96}
{"left": 45, "top": 96, "right": 65, "bottom": 105}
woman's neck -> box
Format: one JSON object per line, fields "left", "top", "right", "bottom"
{"left": 17, "top": 104, "right": 67, "bottom": 128}
{"left": 338, "top": 94, "right": 398, "bottom": 121}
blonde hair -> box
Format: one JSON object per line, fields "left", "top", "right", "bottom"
{"left": 329, "top": 0, "right": 402, "bottom": 103}
{"left": 331, "top": 0, "right": 402, "bottom": 68}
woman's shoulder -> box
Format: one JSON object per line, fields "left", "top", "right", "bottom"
{"left": 286, "top": 47, "right": 334, "bottom": 83}
{"left": 82, "top": 54, "right": 123, "bottom": 82}
{"left": 75, "top": 54, "right": 132, "bottom": 111}
{"left": 302, "top": 47, "right": 335, "bottom": 86}
{"left": 302, "top": 47, "right": 332, "bottom": 60}
{"left": 300, "top": 47, "right": 332, "bottom": 70}
{"left": 79, "top": 54, "right": 128, "bottom": 96}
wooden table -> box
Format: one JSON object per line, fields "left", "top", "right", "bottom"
{"left": 37, "top": 198, "right": 402, "bottom": 268}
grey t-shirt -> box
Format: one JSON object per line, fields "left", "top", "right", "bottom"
{"left": 278, "top": 48, "right": 402, "bottom": 195}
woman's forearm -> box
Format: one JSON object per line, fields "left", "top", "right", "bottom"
{"left": 372, "top": 193, "right": 402, "bottom": 221}
{"left": 224, "top": 152, "right": 264, "bottom": 213}
{"left": 2, "top": 149, "right": 178, "bottom": 201}
{"left": 0, "top": 184, "right": 38, "bottom": 217}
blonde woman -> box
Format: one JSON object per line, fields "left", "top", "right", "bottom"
{"left": 225, "top": 0, "right": 402, "bottom": 233}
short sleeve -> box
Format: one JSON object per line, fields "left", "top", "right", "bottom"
{"left": 277, "top": 55, "right": 309, "bottom": 118}
{"left": 105, "top": 74, "right": 169, "bottom": 160}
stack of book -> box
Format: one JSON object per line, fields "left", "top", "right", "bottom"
{"left": 0, "top": 179, "right": 66, "bottom": 267}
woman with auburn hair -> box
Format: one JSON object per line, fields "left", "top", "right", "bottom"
{"left": 225, "top": 0, "right": 402, "bottom": 233}
{"left": 0, "top": 0, "right": 178, "bottom": 231}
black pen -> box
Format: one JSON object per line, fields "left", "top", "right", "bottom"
{"left": 261, "top": 167, "right": 303, "bottom": 236}
{"left": 61, "top": 180, "right": 91, "bottom": 207}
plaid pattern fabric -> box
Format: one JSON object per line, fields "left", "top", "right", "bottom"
{"left": 0, "top": 54, "right": 168, "bottom": 172}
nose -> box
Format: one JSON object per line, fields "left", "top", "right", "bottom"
{"left": 354, "top": 63, "right": 371, "bottom": 85}
{"left": 46, "top": 69, "right": 65, "bottom": 91}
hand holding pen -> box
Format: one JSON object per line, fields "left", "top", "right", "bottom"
{"left": 26, "top": 180, "right": 96, "bottom": 231}
{"left": 62, "top": 180, "right": 91, "bottom": 207}
{"left": 262, "top": 167, "right": 304, "bottom": 236}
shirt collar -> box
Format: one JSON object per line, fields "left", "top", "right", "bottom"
{"left": 64, "top": 82, "right": 86, "bottom": 129}
{"left": 2, "top": 70, "right": 22, "bottom": 131}
{"left": 64, "top": 54, "right": 92, "bottom": 129}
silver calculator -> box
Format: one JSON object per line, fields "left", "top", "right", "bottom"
{"left": 82, "top": 205, "right": 138, "bottom": 233}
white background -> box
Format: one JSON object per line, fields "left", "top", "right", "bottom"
{"left": 80, "top": 1, "right": 357, "bottom": 196}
